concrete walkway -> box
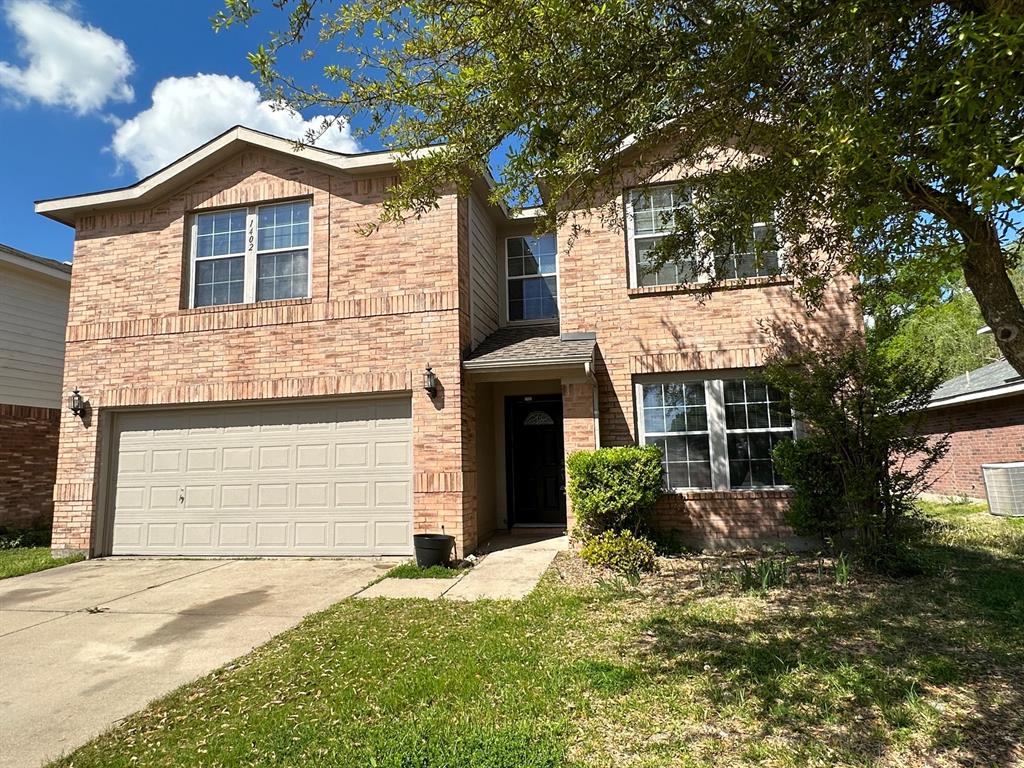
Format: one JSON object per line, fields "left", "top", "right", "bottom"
{"left": 0, "top": 557, "right": 394, "bottom": 768}
{"left": 356, "top": 534, "right": 566, "bottom": 601}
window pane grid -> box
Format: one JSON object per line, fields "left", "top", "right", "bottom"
{"left": 637, "top": 236, "right": 698, "bottom": 287}
{"left": 723, "top": 378, "right": 794, "bottom": 488}
{"left": 256, "top": 249, "right": 309, "bottom": 302}
{"left": 193, "top": 256, "right": 244, "bottom": 307}
{"left": 195, "top": 209, "right": 246, "bottom": 260}
{"left": 640, "top": 382, "right": 712, "bottom": 489}
{"left": 507, "top": 235, "right": 558, "bottom": 321}
{"left": 631, "top": 186, "right": 688, "bottom": 237}
{"left": 257, "top": 202, "right": 310, "bottom": 252}
{"left": 715, "top": 224, "right": 781, "bottom": 280}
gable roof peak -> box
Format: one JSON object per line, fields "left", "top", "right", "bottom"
{"left": 35, "top": 125, "right": 444, "bottom": 227}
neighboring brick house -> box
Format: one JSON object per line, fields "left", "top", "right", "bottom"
{"left": 920, "top": 358, "right": 1024, "bottom": 500}
{"left": 35, "top": 126, "right": 860, "bottom": 558}
{"left": 0, "top": 244, "right": 72, "bottom": 531}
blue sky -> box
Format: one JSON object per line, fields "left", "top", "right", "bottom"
{"left": 0, "top": 1, "right": 377, "bottom": 262}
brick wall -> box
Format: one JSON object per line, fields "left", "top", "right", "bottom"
{"left": 650, "top": 491, "right": 796, "bottom": 548}
{"left": 0, "top": 404, "right": 60, "bottom": 530}
{"left": 561, "top": 380, "right": 599, "bottom": 534}
{"left": 920, "top": 396, "right": 1024, "bottom": 499}
{"left": 55, "top": 147, "right": 475, "bottom": 557}
{"left": 556, "top": 165, "right": 862, "bottom": 543}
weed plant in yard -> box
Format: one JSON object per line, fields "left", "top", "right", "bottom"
{"left": 52, "top": 503, "right": 1024, "bottom": 767}
{"left": 385, "top": 562, "right": 463, "bottom": 579}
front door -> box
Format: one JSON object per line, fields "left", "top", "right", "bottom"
{"left": 506, "top": 395, "right": 567, "bottom": 526}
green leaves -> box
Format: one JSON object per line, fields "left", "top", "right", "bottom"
{"left": 215, "top": 0, "right": 1024, "bottom": 370}
{"left": 566, "top": 445, "right": 664, "bottom": 538}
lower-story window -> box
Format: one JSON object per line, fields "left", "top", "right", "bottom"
{"left": 636, "top": 373, "right": 794, "bottom": 490}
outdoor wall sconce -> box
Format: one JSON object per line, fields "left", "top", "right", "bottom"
{"left": 69, "top": 387, "right": 85, "bottom": 418}
{"left": 423, "top": 365, "right": 438, "bottom": 399}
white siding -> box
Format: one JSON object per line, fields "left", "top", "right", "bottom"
{"left": 0, "top": 263, "right": 70, "bottom": 408}
{"left": 468, "top": 194, "right": 500, "bottom": 347}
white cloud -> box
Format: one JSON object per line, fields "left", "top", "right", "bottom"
{"left": 0, "top": 0, "right": 133, "bottom": 114}
{"left": 111, "top": 74, "right": 361, "bottom": 178}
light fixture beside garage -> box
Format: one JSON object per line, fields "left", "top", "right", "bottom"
{"left": 423, "top": 365, "right": 438, "bottom": 399}
{"left": 68, "top": 387, "right": 85, "bottom": 418}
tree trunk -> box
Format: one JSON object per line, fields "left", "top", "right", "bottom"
{"left": 959, "top": 228, "right": 1024, "bottom": 377}
{"left": 898, "top": 175, "right": 1024, "bottom": 376}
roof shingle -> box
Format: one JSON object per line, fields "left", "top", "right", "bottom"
{"left": 931, "top": 358, "right": 1022, "bottom": 403}
{"left": 464, "top": 324, "right": 595, "bottom": 369}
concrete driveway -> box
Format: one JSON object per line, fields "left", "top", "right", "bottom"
{"left": 0, "top": 557, "right": 395, "bottom": 768}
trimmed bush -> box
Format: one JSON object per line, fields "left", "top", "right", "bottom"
{"left": 580, "top": 530, "right": 658, "bottom": 577}
{"left": 566, "top": 445, "right": 663, "bottom": 537}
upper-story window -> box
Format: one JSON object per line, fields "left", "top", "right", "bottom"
{"left": 626, "top": 184, "right": 781, "bottom": 288}
{"left": 628, "top": 185, "right": 697, "bottom": 287}
{"left": 190, "top": 200, "right": 311, "bottom": 308}
{"left": 506, "top": 234, "right": 558, "bottom": 322}
{"left": 714, "top": 222, "right": 780, "bottom": 281}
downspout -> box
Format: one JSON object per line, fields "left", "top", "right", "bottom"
{"left": 585, "top": 349, "right": 600, "bottom": 448}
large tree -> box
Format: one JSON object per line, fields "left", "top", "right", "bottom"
{"left": 217, "top": 0, "right": 1024, "bottom": 371}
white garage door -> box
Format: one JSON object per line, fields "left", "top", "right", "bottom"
{"left": 109, "top": 397, "right": 413, "bottom": 556}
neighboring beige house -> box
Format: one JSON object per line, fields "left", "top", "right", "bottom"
{"left": 35, "top": 126, "right": 860, "bottom": 558}
{"left": 0, "top": 243, "right": 72, "bottom": 530}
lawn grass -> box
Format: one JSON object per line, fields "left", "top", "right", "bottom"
{"left": 0, "top": 546, "right": 84, "bottom": 580}
{"left": 50, "top": 502, "right": 1024, "bottom": 767}
{"left": 384, "top": 561, "right": 463, "bottom": 579}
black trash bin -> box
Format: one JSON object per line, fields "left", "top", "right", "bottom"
{"left": 413, "top": 533, "right": 455, "bottom": 567}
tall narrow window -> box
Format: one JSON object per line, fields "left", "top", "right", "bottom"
{"left": 723, "top": 379, "right": 793, "bottom": 488}
{"left": 628, "top": 185, "right": 696, "bottom": 287}
{"left": 190, "top": 200, "right": 311, "bottom": 308}
{"left": 506, "top": 234, "right": 558, "bottom": 321}
{"left": 640, "top": 381, "right": 712, "bottom": 489}
{"left": 256, "top": 202, "right": 310, "bottom": 301}
{"left": 193, "top": 209, "right": 246, "bottom": 307}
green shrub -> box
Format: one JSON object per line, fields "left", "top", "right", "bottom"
{"left": 566, "top": 445, "right": 663, "bottom": 537}
{"left": 772, "top": 437, "right": 846, "bottom": 541}
{"left": 0, "top": 527, "right": 51, "bottom": 550}
{"left": 765, "top": 336, "right": 948, "bottom": 573}
{"left": 579, "top": 530, "right": 658, "bottom": 578}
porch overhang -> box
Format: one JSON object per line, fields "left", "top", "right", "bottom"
{"left": 462, "top": 324, "right": 597, "bottom": 382}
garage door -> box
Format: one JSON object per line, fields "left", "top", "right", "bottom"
{"left": 109, "top": 397, "right": 413, "bottom": 556}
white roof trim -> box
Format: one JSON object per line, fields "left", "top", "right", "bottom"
{"left": 0, "top": 247, "right": 71, "bottom": 282}
{"left": 927, "top": 381, "right": 1024, "bottom": 410}
{"left": 462, "top": 355, "right": 593, "bottom": 371}
{"left": 35, "top": 126, "right": 444, "bottom": 226}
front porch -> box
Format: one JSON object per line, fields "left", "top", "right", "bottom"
{"left": 463, "top": 324, "right": 599, "bottom": 542}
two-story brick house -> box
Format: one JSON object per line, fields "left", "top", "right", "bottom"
{"left": 36, "top": 126, "right": 860, "bottom": 558}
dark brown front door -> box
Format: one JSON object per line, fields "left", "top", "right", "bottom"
{"left": 506, "top": 395, "right": 566, "bottom": 526}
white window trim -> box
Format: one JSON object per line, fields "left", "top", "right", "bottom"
{"left": 502, "top": 234, "right": 560, "bottom": 325}
{"left": 634, "top": 370, "right": 796, "bottom": 492}
{"left": 188, "top": 199, "right": 313, "bottom": 309}
{"left": 624, "top": 184, "right": 784, "bottom": 288}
